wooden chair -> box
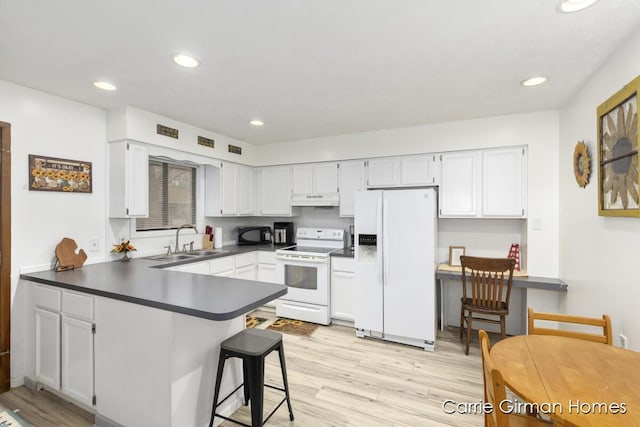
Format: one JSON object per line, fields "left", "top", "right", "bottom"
{"left": 460, "top": 256, "right": 516, "bottom": 355}
{"left": 479, "top": 330, "right": 554, "bottom": 427}
{"left": 527, "top": 308, "right": 612, "bottom": 345}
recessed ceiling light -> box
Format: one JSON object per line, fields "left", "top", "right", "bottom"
{"left": 249, "top": 120, "right": 264, "bottom": 126}
{"left": 93, "top": 81, "right": 117, "bottom": 91}
{"left": 521, "top": 77, "right": 547, "bottom": 87}
{"left": 173, "top": 54, "right": 199, "bottom": 68}
{"left": 558, "top": 0, "right": 599, "bottom": 13}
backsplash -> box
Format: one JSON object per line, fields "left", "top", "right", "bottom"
{"left": 205, "top": 206, "right": 354, "bottom": 245}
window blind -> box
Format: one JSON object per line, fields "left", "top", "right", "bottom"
{"left": 136, "top": 158, "right": 196, "bottom": 231}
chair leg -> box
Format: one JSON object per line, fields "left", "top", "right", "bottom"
{"left": 209, "top": 352, "right": 227, "bottom": 427}
{"left": 500, "top": 315, "right": 506, "bottom": 339}
{"left": 277, "top": 344, "right": 295, "bottom": 421}
{"left": 465, "top": 313, "right": 473, "bottom": 355}
{"left": 247, "top": 356, "right": 265, "bottom": 427}
{"left": 459, "top": 306, "right": 465, "bottom": 339}
{"left": 242, "top": 359, "right": 250, "bottom": 406}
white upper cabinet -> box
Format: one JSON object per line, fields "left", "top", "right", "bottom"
{"left": 338, "top": 161, "right": 366, "bottom": 217}
{"left": 291, "top": 165, "right": 313, "bottom": 194}
{"left": 237, "top": 166, "right": 254, "bottom": 215}
{"left": 109, "top": 141, "right": 149, "bottom": 218}
{"left": 221, "top": 162, "right": 238, "bottom": 215}
{"left": 482, "top": 147, "right": 527, "bottom": 217}
{"left": 313, "top": 163, "right": 339, "bottom": 194}
{"left": 366, "top": 155, "right": 439, "bottom": 188}
{"left": 205, "top": 162, "right": 254, "bottom": 217}
{"left": 291, "top": 163, "right": 338, "bottom": 195}
{"left": 257, "top": 166, "right": 293, "bottom": 216}
{"left": 439, "top": 151, "right": 481, "bottom": 217}
{"left": 439, "top": 147, "right": 527, "bottom": 218}
{"left": 367, "top": 158, "right": 399, "bottom": 187}
{"left": 400, "top": 154, "right": 439, "bottom": 186}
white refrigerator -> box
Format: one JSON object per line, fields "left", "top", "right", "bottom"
{"left": 354, "top": 188, "right": 437, "bottom": 351}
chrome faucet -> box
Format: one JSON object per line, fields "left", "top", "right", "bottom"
{"left": 175, "top": 224, "right": 199, "bottom": 253}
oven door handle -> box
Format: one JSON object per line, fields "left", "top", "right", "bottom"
{"left": 276, "top": 255, "right": 328, "bottom": 264}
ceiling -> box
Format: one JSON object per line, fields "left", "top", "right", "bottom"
{"left": 2, "top": 1, "right": 640, "bottom": 145}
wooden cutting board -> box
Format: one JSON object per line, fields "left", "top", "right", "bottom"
{"left": 55, "top": 237, "right": 87, "bottom": 271}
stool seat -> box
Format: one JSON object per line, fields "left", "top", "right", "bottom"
{"left": 221, "top": 328, "right": 282, "bottom": 356}
{"left": 210, "top": 327, "right": 294, "bottom": 427}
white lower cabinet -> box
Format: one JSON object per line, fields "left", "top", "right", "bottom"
{"left": 33, "top": 285, "right": 95, "bottom": 406}
{"left": 330, "top": 258, "right": 355, "bottom": 322}
{"left": 61, "top": 315, "right": 95, "bottom": 405}
{"left": 177, "top": 261, "right": 211, "bottom": 275}
{"left": 35, "top": 307, "right": 61, "bottom": 390}
{"left": 235, "top": 264, "right": 257, "bottom": 280}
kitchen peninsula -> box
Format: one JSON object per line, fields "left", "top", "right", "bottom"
{"left": 20, "top": 258, "right": 286, "bottom": 427}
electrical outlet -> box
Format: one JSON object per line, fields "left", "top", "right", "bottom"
{"left": 619, "top": 333, "right": 628, "bottom": 349}
{"left": 89, "top": 238, "right": 100, "bottom": 252}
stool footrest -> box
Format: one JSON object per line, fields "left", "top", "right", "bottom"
{"left": 214, "top": 383, "right": 244, "bottom": 410}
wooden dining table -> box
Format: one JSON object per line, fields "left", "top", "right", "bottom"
{"left": 491, "top": 335, "right": 640, "bottom": 426}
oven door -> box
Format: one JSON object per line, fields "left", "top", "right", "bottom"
{"left": 276, "top": 255, "right": 329, "bottom": 306}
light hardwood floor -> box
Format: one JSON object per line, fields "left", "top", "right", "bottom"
{"left": 1, "top": 309, "right": 488, "bottom": 426}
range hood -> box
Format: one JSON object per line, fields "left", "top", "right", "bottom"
{"left": 291, "top": 194, "right": 340, "bottom": 206}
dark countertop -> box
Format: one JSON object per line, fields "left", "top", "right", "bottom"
{"left": 436, "top": 269, "right": 568, "bottom": 292}
{"left": 21, "top": 256, "right": 286, "bottom": 321}
{"left": 331, "top": 248, "right": 355, "bottom": 258}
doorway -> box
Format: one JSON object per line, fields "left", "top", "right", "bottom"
{"left": 0, "top": 121, "right": 11, "bottom": 392}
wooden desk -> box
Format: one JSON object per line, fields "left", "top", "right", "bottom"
{"left": 491, "top": 335, "right": 640, "bottom": 426}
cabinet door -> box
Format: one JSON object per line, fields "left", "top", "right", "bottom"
{"left": 235, "top": 264, "right": 257, "bottom": 280}
{"left": 61, "top": 316, "right": 94, "bottom": 406}
{"left": 291, "top": 165, "right": 313, "bottom": 195}
{"left": 127, "top": 143, "right": 149, "bottom": 217}
{"left": 482, "top": 147, "right": 527, "bottom": 217}
{"left": 35, "top": 308, "right": 61, "bottom": 390}
{"left": 367, "top": 158, "right": 399, "bottom": 187}
{"left": 257, "top": 263, "right": 278, "bottom": 283}
{"left": 338, "top": 161, "right": 366, "bottom": 217}
{"left": 221, "top": 162, "right": 238, "bottom": 215}
{"left": 216, "top": 269, "right": 235, "bottom": 278}
{"left": 313, "top": 163, "right": 338, "bottom": 194}
{"left": 440, "top": 151, "right": 481, "bottom": 217}
{"left": 178, "top": 261, "right": 211, "bottom": 275}
{"left": 258, "top": 167, "right": 291, "bottom": 215}
{"left": 400, "top": 155, "right": 437, "bottom": 186}
{"left": 330, "top": 271, "right": 355, "bottom": 321}
{"left": 237, "top": 166, "right": 254, "bottom": 215}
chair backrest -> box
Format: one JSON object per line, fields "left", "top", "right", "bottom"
{"left": 527, "top": 308, "right": 612, "bottom": 345}
{"left": 479, "top": 330, "right": 508, "bottom": 427}
{"left": 460, "top": 256, "right": 516, "bottom": 310}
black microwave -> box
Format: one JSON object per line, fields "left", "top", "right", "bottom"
{"left": 238, "top": 226, "right": 272, "bottom": 245}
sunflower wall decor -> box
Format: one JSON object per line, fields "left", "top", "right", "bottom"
{"left": 28, "top": 154, "right": 92, "bottom": 193}
{"left": 573, "top": 141, "right": 591, "bottom": 188}
{"left": 597, "top": 75, "right": 640, "bottom": 217}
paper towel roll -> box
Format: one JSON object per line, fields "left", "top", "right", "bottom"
{"left": 214, "top": 227, "right": 223, "bottom": 248}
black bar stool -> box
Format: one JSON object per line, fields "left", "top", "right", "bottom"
{"left": 209, "top": 328, "right": 294, "bottom": 427}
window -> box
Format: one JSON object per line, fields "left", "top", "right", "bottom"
{"left": 136, "top": 158, "right": 196, "bottom": 231}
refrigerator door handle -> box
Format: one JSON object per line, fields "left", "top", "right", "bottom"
{"left": 377, "top": 197, "right": 383, "bottom": 285}
{"left": 382, "top": 198, "right": 389, "bottom": 286}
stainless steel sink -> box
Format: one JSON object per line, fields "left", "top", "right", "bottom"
{"left": 147, "top": 254, "right": 200, "bottom": 262}
{"left": 186, "top": 249, "right": 228, "bottom": 255}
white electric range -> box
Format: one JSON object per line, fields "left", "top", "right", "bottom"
{"left": 275, "top": 228, "right": 347, "bottom": 325}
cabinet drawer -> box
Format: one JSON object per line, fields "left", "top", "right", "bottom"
{"left": 235, "top": 252, "right": 257, "bottom": 268}
{"left": 331, "top": 257, "right": 355, "bottom": 273}
{"left": 34, "top": 284, "right": 61, "bottom": 312}
{"left": 257, "top": 251, "right": 276, "bottom": 264}
{"left": 209, "top": 256, "right": 235, "bottom": 274}
{"left": 62, "top": 291, "right": 94, "bottom": 321}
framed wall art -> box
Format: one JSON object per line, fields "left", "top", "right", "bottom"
{"left": 597, "top": 75, "right": 640, "bottom": 217}
{"left": 448, "top": 246, "right": 465, "bottom": 266}
{"left": 29, "top": 155, "right": 92, "bottom": 193}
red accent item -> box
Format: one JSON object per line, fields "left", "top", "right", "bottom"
{"left": 508, "top": 243, "right": 521, "bottom": 271}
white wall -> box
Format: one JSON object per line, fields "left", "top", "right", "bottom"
{"left": 0, "top": 80, "right": 107, "bottom": 386}
{"left": 256, "top": 111, "right": 560, "bottom": 276}
{"left": 559, "top": 28, "right": 640, "bottom": 350}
